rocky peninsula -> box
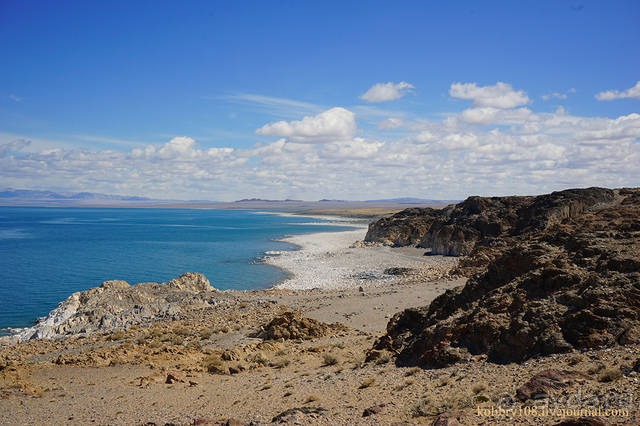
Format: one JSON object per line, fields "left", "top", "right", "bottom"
{"left": 1, "top": 187, "right": 639, "bottom": 425}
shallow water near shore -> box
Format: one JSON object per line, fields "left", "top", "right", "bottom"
{"left": 0, "top": 207, "right": 354, "bottom": 331}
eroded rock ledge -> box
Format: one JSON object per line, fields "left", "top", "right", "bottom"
{"left": 11, "top": 272, "right": 219, "bottom": 342}
{"left": 365, "top": 187, "right": 617, "bottom": 257}
{"left": 370, "top": 187, "right": 640, "bottom": 368}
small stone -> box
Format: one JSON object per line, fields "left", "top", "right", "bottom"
{"left": 362, "top": 403, "right": 386, "bottom": 417}
{"left": 165, "top": 371, "right": 186, "bottom": 384}
{"left": 431, "top": 411, "right": 465, "bottom": 426}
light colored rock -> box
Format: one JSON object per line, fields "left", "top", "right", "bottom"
{"left": 166, "top": 272, "right": 213, "bottom": 292}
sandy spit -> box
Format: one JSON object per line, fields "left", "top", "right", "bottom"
{"left": 263, "top": 217, "right": 457, "bottom": 291}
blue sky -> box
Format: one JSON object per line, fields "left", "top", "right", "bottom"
{"left": 1, "top": 1, "right": 639, "bottom": 200}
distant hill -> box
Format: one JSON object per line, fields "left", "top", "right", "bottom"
{"left": 0, "top": 189, "right": 175, "bottom": 206}
{"left": 0, "top": 189, "right": 457, "bottom": 208}
{"left": 363, "top": 197, "right": 460, "bottom": 204}
{"left": 234, "top": 198, "right": 303, "bottom": 203}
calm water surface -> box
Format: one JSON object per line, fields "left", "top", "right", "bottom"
{"left": 0, "top": 207, "right": 353, "bottom": 330}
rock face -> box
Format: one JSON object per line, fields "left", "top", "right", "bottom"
{"left": 371, "top": 188, "right": 640, "bottom": 367}
{"left": 13, "top": 272, "right": 217, "bottom": 341}
{"left": 364, "top": 207, "right": 441, "bottom": 246}
{"left": 365, "top": 187, "right": 616, "bottom": 257}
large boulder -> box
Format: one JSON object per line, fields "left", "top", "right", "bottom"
{"left": 253, "top": 311, "right": 348, "bottom": 340}
{"left": 166, "top": 272, "right": 213, "bottom": 292}
{"left": 371, "top": 188, "right": 640, "bottom": 367}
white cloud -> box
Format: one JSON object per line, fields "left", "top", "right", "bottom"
{"left": 360, "top": 81, "right": 414, "bottom": 103}
{"left": 0, "top": 139, "right": 31, "bottom": 157}
{"left": 255, "top": 107, "right": 356, "bottom": 143}
{"left": 9, "top": 94, "right": 22, "bottom": 103}
{"left": 460, "top": 107, "right": 535, "bottom": 125}
{"left": 413, "top": 131, "right": 437, "bottom": 143}
{"left": 575, "top": 113, "right": 640, "bottom": 144}
{"left": 219, "top": 93, "right": 322, "bottom": 117}
{"left": 377, "top": 118, "right": 404, "bottom": 130}
{"left": 2, "top": 83, "right": 639, "bottom": 201}
{"left": 541, "top": 88, "right": 575, "bottom": 101}
{"left": 321, "top": 138, "right": 383, "bottom": 159}
{"left": 449, "top": 82, "right": 530, "bottom": 109}
{"left": 595, "top": 81, "right": 640, "bottom": 101}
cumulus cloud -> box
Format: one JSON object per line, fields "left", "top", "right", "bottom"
{"left": 321, "top": 138, "right": 383, "bottom": 159}
{"left": 360, "top": 82, "right": 414, "bottom": 103}
{"left": 460, "top": 107, "right": 535, "bottom": 125}
{"left": 595, "top": 81, "right": 640, "bottom": 101}
{"left": 0, "top": 139, "right": 31, "bottom": 157}
{"left": 449, "top": 82, "right": 530, "bottom": 108}
{"left": 377, "top": 117, "right": 404, "bottom": 130}
{"left": 255, "top": 107, "right": 356, "bottom": 143}
{"left": 542, "top": 88, "right": 575, "bottom": 101}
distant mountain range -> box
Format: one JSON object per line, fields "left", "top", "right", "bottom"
{"left": 0, "top": 189, "right": 174, "bottom": 206}
{"left": 0, "top": 189, "right": 458, "bottom": 207}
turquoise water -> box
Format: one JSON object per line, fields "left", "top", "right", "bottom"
{"left": 0, "top": 207, "right": 353, "bottom": 331}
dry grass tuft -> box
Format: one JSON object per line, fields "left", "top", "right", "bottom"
{"left": 322, "top": 353, "right": 339, "bottom": 366}
{"left": 598, "top": 367, "right": 622, "bottom": 383}
{"left": 359, "top": 377, "right": 376, "bottom": 389}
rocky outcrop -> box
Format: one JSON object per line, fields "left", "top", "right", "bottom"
{"left": 253, "top": 311, "right": 348, "bottom": 340}
{"left": 13, "top": 272, "right": 218, "bottom": 341}
{"left": 371, "top": 188, "right": 640, "bottom": 367}
{"left": 364, "top": 207, "right": 441, "bottom": 246}
{"left": 365, "top": 187, "right": 616, "bottom": 257}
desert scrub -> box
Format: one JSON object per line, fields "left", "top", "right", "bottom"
{"left": 251, "top": 352, "right": 269, "bottom": 366}
{"left": 587, "top": 363, "right": 605, "bottom": 375}
{"left": 598, "top": 367, "right": 622, "bottom": 382}
{"left": 305, "top": 394, "right": 319, "bottom": 403}
{"left": 359, "top": 377, "right": 376, "bottom": 389}
{"left": 169, "top": 334, "right": 184, "bottom": 345}
{"left": 199, "top": 329, "right": 213, "bottom": 340}
{"left": 376, "top": 353, "right": 391, "bottom": 365}
{"left": 405, "top": 367, "right": 421, "bottom": 376}
{"left": 322, "top": 353, "right": 339, "bottom": 366}
{"left": 203, "top": 354, "right": 224, "bottom": 373}
{"left": 567, "top": 353, "right": 585, "bottom": 366}
{"left": 172, "top": 325, "right": 191, "bottom": 336}
{"left": 472, "top": 382, "right": 487, "bottom": 394}
{"left": 106, "top": 330, "right": 126, "bottom": 341}
{"left": 412, "top": 398, "right": 438, "bottom": 417}
{"left": 273, "top": 358, "right": 291, "bottom": 369}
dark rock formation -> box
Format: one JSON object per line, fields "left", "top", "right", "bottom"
{"left": 365, "top": 187, "right": 616, "bottom": 257}
{"left": 253, "top": 311, "right": 348, "bottom": 340}
{"left": 364, "top": 207, "right": 441, "bottom": 246}
{"left": 371, "top": 188, "right": 640, "bottom": 367}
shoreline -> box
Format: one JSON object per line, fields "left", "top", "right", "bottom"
{"left": 262, "top": 222, "right": 458, "bottom": 291}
